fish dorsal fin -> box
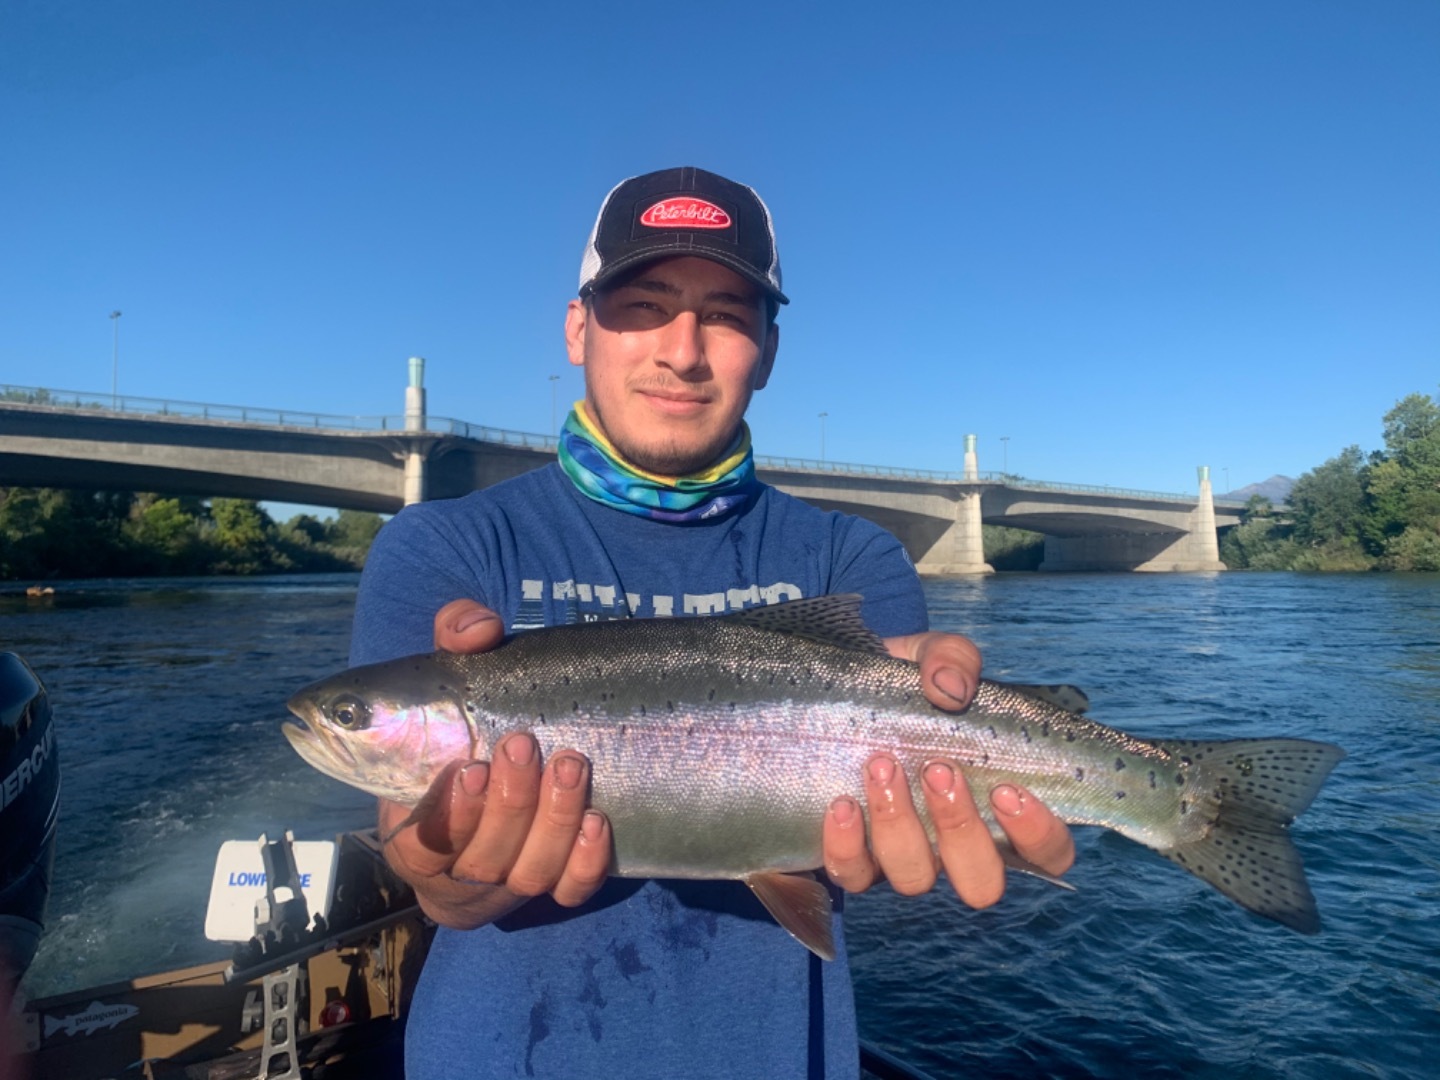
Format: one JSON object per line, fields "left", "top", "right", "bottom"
{"left": 724, "top": 594, "right": 889, "bottom": 656}
{"left": 744, "top": 871, "right": 837, "bottom": 960}
{"left": 992, "top": 681, "right": 1091, "bottom": 715}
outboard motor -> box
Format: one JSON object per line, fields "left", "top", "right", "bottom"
{"left": 0, "top": 652, "right": 59, "bottom": 982}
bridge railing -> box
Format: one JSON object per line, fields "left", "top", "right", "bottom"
{"left": 0, "top": 383, "right": 561, "bottom": 450}
{"left": 1010, "top": 478, "right": 1252, "bottom": 507}
{"left": 755, "top": 454, "right": 1001, "bottom": 483}
{"left": 756, "top": 454, "right": 1216, "bottom": 504}
{"left": 428, "top": 418, "right": 557, "bottom": 450}
{"left": 1006, "top": 477, "right": 1224, "bottom": 505}
{"left": 1, "top": 383, "right": 1245, "bottom": 504}
{"left": 1, "top": 383, "right": 402, "bottom": 431}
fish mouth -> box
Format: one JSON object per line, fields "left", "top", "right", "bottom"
{"left": 282, "top": 720, "right": 361, "bottom": 779}
{"left": 282, "top": 720, "right": 323, "bottom": 755}
{"left": 283, "top": 696, "right": 359, "bottom": 770}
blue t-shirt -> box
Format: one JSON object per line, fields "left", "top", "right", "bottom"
{"left": 351, "top": 463, "right": 928, "bottom": 1080}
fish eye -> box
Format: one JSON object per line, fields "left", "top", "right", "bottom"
{"left": 327, "top": 695, "right": 371, "bottom": 731}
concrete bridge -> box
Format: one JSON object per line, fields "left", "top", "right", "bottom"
{"left": 0, "top": 376, "right": 1242, "bottom": 574}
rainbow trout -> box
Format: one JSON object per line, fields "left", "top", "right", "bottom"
{"left": 284, "top": 595, "right": 1344, "bottom": 957}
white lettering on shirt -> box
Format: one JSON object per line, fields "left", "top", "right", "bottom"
{"left": 683, "top": 592, "right": 727, "bottom": 615}
{"left": 726, "top": 585, "right": 760, "bottom": 610}
{"left": 515, "top": 579, "right": 803, "bottom": 625}
{"left": 760, "top": 582, "right": 803, "bottom": 604}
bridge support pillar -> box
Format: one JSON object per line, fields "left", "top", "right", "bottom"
{"left": 403, "top": 357, "right": 428, "bottom": 505}
{"left": 1037, "top": 467, "right": 1227, "bottom": 572}
{"left": 403, "top": 449, "right": 426, "bottom": 505}
{"left": 1188, "top": 465, "right": 1226, "bottom": 571}
{"left": 911, "top": 490, "right": 993, "bottom": 576}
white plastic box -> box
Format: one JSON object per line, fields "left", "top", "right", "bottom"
{"left": 203, "top": 838, "right": 338, "bottom": 942}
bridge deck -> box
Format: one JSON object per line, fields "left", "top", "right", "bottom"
{"left": 0, "top": 383, "right": 1244, "bottom": 508}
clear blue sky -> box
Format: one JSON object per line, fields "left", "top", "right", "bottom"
{"left": 3, "top": 0, "right": 1436, "bottom": 500}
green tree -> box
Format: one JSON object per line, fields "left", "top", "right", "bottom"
{"left": 328, "top": 509, "right": 384, "bottom": 552}
{"left": 38, "top": 489, "right": 131, "bottom": 574}
{"left": 1362, "top": 457, "right": 1410, "bottom": 552}
{"left": 1289, "top": 446, "right": 1368, "bottom": 548}
{"left": 284, "top": 513, "right": 329, "bottom": 545}
{"left": 1363, "top": 392, "right": 1440, "bottom": 567}
{"left": 1385, "top": 525, "right": 1440, "bottom": 572}
{"left": 1381, "top": 392, "right": 1440, "bottom": 458}
{"left": 1219, "top": 513, "right": 1302, "bottom": 569}
{"left": 0, "top": 487, "right": 380, "bottom": 580}
{"left": 125, "top": 496, "right": 206, "bottom": 573}
{"left": 0, "top": 488, "right": 133, "bottom": 577}
{"left": 0, "top": 488, "right": 48, "bottom": 577}
{"left": 983, "top": 525, "right": 1045, "bottom": 570}
{"left": 1241, "top": 494, "right": 1274, "bottom": 523}
{"left": 209, "top": 498, "right": 275, "bottom": 573}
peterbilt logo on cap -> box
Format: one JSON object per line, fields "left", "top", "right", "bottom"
{"left": 639, "top": 198, "right": 731, "bottom": 229}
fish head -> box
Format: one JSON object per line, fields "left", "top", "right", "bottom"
{"left": 284, "top": 654, "right": 480, "bottom": 806}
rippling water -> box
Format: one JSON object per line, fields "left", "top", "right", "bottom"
{"left": 851, "top": 573, "right": 1440, "bottom": 1080}
{"left": 5, "top": 572, "right": 1438, "bottom": 1079}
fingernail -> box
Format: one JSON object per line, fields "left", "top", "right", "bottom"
{"left": 553, "top": 754, "right": 583, "bottom": 790}
{"left": 459, "top": 761, "right": 489, "bottom": 797}
{"left": 504, "top": 734, "right": 535, "bottom": 766}
{"left": 923, "top": 761, "right": 955, "bottom": 794}
{"left": 992, "top": 784, "right": 1028, "bottom": 817}
{"left": 580, "top": 810, "right": 605, "bottom": 842}
{"left": 934, "top": 668, "right": 971, "bottom": 704}
{"left": 830, "top": 796, "right": 858, "bottom": 827}
{"left": 454, "top": 608, "right": 494, "bottom": 634}
{"left": 868, "top": 755, "right": 895, "bottom": 785}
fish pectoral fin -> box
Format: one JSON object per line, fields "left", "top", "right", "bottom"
{"left": 379, "top": 760, "right": 468, "bottom": 847}
{"left": 744, "top": 871, "right": 837, "bottom": 960}
{"left": 379, "top": 806, "right": 424, "bottom": 849}
{"left": 990, "top": 681, "right": 1091, "bottom": 715}
{"left": 995, "top": 843, "right": 1078, "bottom": 891}
{"left": 378, "top": 793, "right": 441, "bottom": 849}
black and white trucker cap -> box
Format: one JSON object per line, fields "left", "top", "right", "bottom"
{"left": 578, "top": 166, "right": 788, "bottom": 305}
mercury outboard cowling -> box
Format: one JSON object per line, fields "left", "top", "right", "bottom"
{"left": 0, "top": 652, "right": 59, "bottom": 981}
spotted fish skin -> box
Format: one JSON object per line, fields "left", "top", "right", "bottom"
{"left": 285, "top": 595, "right": 1345, "bottom": 936}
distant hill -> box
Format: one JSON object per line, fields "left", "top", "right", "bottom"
{"left": 1219, "top": 475, "right": 1295, "bottom": 504}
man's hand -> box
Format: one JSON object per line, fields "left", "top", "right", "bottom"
{"left": 822, "top": 630, "right": 1075, "bottom": 908}
{"left": 378, "top": 600, "right": 612, "bottom": 929}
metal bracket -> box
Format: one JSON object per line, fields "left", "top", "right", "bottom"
{"left": 246, "top": 832, "right": 313, "bottom": 1080}
{"left": 254, "top": 962, "right": 307, "bottom": 1080}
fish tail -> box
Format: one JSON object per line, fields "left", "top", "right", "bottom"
{"left": 1155, "top": 737, "right": 1345, "bottom": 933}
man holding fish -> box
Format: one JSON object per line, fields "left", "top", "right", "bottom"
{"left": 348, "top": 167, "right": 1075, "bottom": 1079}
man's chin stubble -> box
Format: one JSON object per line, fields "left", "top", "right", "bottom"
{"left": 615, "top": 435, "right": 728, "bottom": 477}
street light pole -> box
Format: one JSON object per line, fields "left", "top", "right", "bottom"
{"left": 109, "top": 310, "right": 122, "bottom": 409}
{"left": 548, "top": 374, "right": 560, "bottom": 438}
{"left": 818, "top": 412, "right": 828, "bottom": 462}
{"left": 1000, "top": 435, "right": 1010, "bottom": 476}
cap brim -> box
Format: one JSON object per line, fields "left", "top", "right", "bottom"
{"left": 582, "top": 247, "right": 789, "bottom": 305}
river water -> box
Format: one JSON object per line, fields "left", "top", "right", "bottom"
{"left": 4, "top": 571, "right": 1437, "bottom": 1079}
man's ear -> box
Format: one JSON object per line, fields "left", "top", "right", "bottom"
{"left": 754, "top": 322, "right": 779, "bottom": 390}
{"left": 564, "top": 299, "right": 588, "bottom": 368}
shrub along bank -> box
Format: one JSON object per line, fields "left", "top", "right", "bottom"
{"left": 0, "top": 488, "right": 384, "bottom": 580}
